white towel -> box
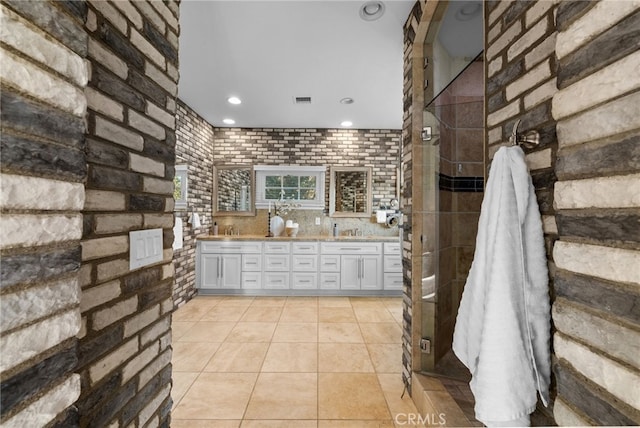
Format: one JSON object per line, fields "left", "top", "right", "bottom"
{"left": 376, "top": 210, "right": 386, "bottom": 223}
{"left": 189, "top": 212, "right": 201, "bottom": 228}
{"left": 172, "top": 216, "right": 183, "bottom": 250}
{"left": 452, "top": 146, "right": 550, "bottom": 426}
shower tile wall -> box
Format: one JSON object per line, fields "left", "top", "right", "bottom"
{"left": 434, "top": 61, "right": 484, "bottom": 363}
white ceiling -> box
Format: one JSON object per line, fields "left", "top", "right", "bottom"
{"left": 178, "top": 1, "right": 482, "bottom": 130}
{"left": 178, "top": 0, "right": 414, "bottom": 130}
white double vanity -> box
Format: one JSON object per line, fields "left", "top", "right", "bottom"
{"left": 196, "top": 236, "right": 403, "bottom": 296}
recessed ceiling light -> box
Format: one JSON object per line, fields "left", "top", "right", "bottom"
{"left": 341, "top": 121, "right": 353, "bottom": 127}
{"left": 227, "top": 96, "right": 242, "bottom": 105}
{"left": 359, "top": 1, "right": 385, "bottom": 21}
{"left": 455, "top": 2, "right": 482, "bottom": 21}
{"left": 340, "top": 97, "right": 355, "bottom": 105}
{"left": 223, "top": 118, "right": 235, "bottom": 125}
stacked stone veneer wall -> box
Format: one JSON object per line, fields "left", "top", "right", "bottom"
{"left": 400, "top": 0, "right": 428, "bottom": 393}
{"left": 0, "top": 1, "right": 88, "bottom": 425}
{"left": 486, "top": 0, "right": 640, "bottom": 424}
{"left": 173, "top": 100, "right": 213, "bottom": 308}
{"left": 78, "top": 0, "right": 180, "bottom": 426}
{"left": 550, "top": 2, "right": 640, "bottom": 425}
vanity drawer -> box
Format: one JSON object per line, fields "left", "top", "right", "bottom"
{"left": 320, "top": 242, "right": 381, "bottom": 254}
{"left": 264, "top": 272, "right": 289, "bottom": 289}
{"left": 319, "top": 255, "right": 341, "bottom": 272}
{"left": 384, "top": 242, "right": 401, "bottom": 255}
{"left": 264, "top": 254, "right": 290, "bottom": 271}
{"left": 242, "top": 254, "right": 262, "bottom": 271}
{"left": 292, "top": 242, "right": 318, "bottom": 254}
{"left": 292, "top": 272, "right": 317, "bottom": 289}
{"left": 383, "top": 273, "right": 403, "bottom": 290}
{"left": 292, "top": 254, "right": 317, "bottom": 271}
{"left": 264, "top": 242, "right": 291, "bottom": 254}
{"left": 320, "top": 272, "right": 340, "bottom": 289}
{"left": 242, "top": 272, "right": 262, "bottom": 289}
{"left": 383, "top": 256, "right": 402, "bottom": 272}
{"left": 200, "top": 241, "right": 262, "bottom": 253}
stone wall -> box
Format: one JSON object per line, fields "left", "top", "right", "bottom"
{"left": 173, "top": 100, "right": 214, "bottom": 308}
{"left": 78, "top": 0, "right": 180, "bottom": 426}
{"left": 400, "top": 0, "right": 428, "bottom": 393}
{"left": 550, "top": 2, "right": 640, "bottom": 425}
{"left": 0, "top": 1, "right": 88, "bottom": 425}
{"left": 486, "top": 0, "right": 640, "bottom": 424}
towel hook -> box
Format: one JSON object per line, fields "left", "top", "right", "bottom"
{"left": 509, "top": 119, "right": 540, "bottom": 149}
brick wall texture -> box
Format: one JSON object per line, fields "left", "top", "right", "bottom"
{"left": 485, "top": 0, "right": 640, "bottom": 425}
{"left": 1, "top": 0, "right": 180, "bottom": 426}
{"left": 0, "top": 1, "right": 87, "bottom": 425}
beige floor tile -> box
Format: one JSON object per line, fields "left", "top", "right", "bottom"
{"left": 318, "top": 297, "right": 352, "bottom": 307}
{"left": 318, "top": 343, "right": 374, "bottom": 373}
{"left": 173, "top": 302, "right": 217, "bottom": 322}
{"left": 240, "top": 306, "right": 283, "bottom": 322}
{"left": 201, "top": 305, "right": 248, "bottom": 322}
{"left": 204, "top": 342, "right": 269, "bottom": 372}
{"left": 353, "top": 306, "right": 396, "bottom": 323}
{"left": 376, "top": 373, "right": 419, "bottom": 418}
{"left": 318, "top": 322, "right": 363, "bottom": 343}
{"left": 171, "top": 371, "right": 199, "bottom": 409}
{"left": 241, "top": 420, "right": 317, "bottom": 428}
{"left": 171, "top": 420, "right": 241, "bottom": 428}
{"left": 226, "top": 322, "right": 277, "bottom": 342}
{"left": 221, "top": 296, "right": 255, "bottom": 306}
{"left": 272, "top": 322, "right": 318, "bottom": 342}
{"left": 262, "top": 342, "right": 318, "bottom": 372}
{"left": 319, "top": 307, "right": 356, "bottom": 323}
{"left": 318, "top": 421, "right": 394, "bottom": 428}
{"left": 244, "top": 372, "right": 318, "bottom": 419}
{"left": 280, "top": 305, "right": 318, "bottom": 322}
{"left": 178, "top": 322, "right": 236, "bottom": 342}
{"left": 172, "top": 372, "right": 258, "bottom": 420}
{"left": 250, "top": 297, "right": 287, "bottom": 307}
{"left": 318, "top": 373, "right": 390, "bottom": 420}
{"left": 285, "top": 296, "right": 318, "bottom": 306}
{"left": 359, "top": 323, "right": 402, "bottom": 344}
{"left": 367, "top": 344, "right": 402, "bottom": 373}
{"left": 423, "top": 390, "right": 471, "bottom": 427}
{"left": 349, "top": 297, "right": 388, "bottom": 308}
{"left": 172, "top": 341, "right": 221, "bottom": 372}
{"left": 172, "top": 321, "right": 197, "bottom": 340}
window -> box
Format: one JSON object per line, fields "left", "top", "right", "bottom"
{"left": 174, "top": 165, "right": 188, "bottom": 210}
{"left": 255, "top": 165, "right": 326, "bottom": 210}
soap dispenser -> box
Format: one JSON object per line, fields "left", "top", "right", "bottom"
{"left": 333, "top": 223, "right": 338, "bottom": 237}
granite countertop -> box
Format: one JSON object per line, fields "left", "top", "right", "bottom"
{"left": 196, "top": 234, "right": 400, "bottom": 242}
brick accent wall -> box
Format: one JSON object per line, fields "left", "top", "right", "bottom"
{"left": 78, "top": 0, "right": 179, "bottom": 427}
{"left": 173, "top": 100, "right": 214, "bottom": 307}
{"left": 550, "top": 2, "right": 640, "bottom": 425}
{"left": 0, "top": 1, "right": 88, "bottom": 425}
{"left": 486, "top": 0, "right": 640, "bottom": 424}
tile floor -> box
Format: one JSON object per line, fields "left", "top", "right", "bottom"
{"left": 170, "top": 296, "right": 468, "bottom": 427}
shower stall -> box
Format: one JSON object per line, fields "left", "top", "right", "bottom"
{"left": 415, "top": 0, "right": 484, "bottom": 399}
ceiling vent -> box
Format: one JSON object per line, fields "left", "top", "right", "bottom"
{"left": 294, "top": 96, "right": 312, "bottom": 104}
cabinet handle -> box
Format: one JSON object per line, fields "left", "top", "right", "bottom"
{"left": 221, "top": 258, "right": 224, "bottom": 278}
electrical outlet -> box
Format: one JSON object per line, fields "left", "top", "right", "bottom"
{"left": 315, "top": 217, "right": 321, "bottom": 225}
{"left": 420, "top": 338, "right": 431, "bottom": 354}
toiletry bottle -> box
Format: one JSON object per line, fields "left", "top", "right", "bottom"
{"left": 212, "top": 222, "right": 218, "bottom": 236}
{"left": 333, "top": 223, "right": 338, "bottom": 237}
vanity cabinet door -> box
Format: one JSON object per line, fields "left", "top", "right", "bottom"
{"left": 200, "top": 254, "right": 241, "bottom": 289}
{"left": 360, "top": 255, "right": 382, "bottom": 290}
{"left": 200, "top": 254, "right": 222, "bottom": 289}
{"left": 340, "top": 255, "right": 361, "bottom": 290}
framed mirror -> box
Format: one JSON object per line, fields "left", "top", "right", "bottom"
{"left": 213, "top": 165, "right": 255, "bottom": 216}
{"left": 329, "top": 166, "right": 372, "bottom": 217}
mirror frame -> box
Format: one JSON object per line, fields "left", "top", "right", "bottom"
{"left": 329, "top": 166, "right": 372, "bottom": 218}
{"left": 212, "top": 164, "right": 255, "bottom": 217}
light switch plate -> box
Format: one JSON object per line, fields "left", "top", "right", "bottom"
{"left": 130, "top": 228, "right": 163, "bottom": 270}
